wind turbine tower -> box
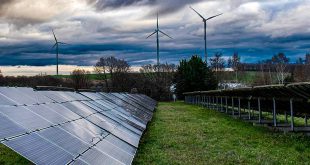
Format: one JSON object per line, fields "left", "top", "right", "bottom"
{"left": 190, "top": 6, "right": 222, "bottom": 64}
{"left": 147, "top": 14, "right": 173, "bottom": 72}
{"left": 52, "top": 30, "right": 67, "bottom": 75}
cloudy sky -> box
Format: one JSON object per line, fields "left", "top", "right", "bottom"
{"left": 0, "top": 0, "right": 309, "bottom": 67}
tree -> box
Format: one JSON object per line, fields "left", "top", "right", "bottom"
{"left": 174, "top": 55, "right": 217, "bottom": 99}
{"left": 306, "top": 53, "right": 310, "bottom": 64}
{"left": 272, "top": 53, "right": 289, "bottom": 84}
{"left": 230, "top": 52, "right": 240, "bottom": 82}
{"left": 70, "top": 69, "right": 91, "bottom": 90}
{"left": 210, "top": 52, "right": 225, "bottom": 81}
{"left": 94, "top": 56, "right": 130, "bottom": 92}
{"left": 139, "top": 63, "right": 176, "bottom": 100}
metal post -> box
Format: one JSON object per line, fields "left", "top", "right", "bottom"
{"left": 231, "top": 97, "right": 234, "bottom": 116}
{"left": 221, "top": 97, "right": 223, "bottom": 112}
{"left": 216, "top": 97, "right": 219, "bottom": 111}
{"left": 258, "top": 98, "right": 261, "bottom": 124}
{"left": 273, "top": 98, "right": 277, "bottom": 127}
{"left": 248, "top": 100, "right": 251, "bottom": 120}
{"left": 238, "top": 98, "right": 241, "bottom": 118}
{"left": 285, "top": 111, "right": 288, "bottom": 123}
{"left": 305, "top": 115, "right": 308, "bottom": 126}
{"left": 290, "top": 99, "right": 294, "bottom": 131}
{"left": 212, "top": 96, "right": 214, "bottom": 110}
{"left": 225, "top": 97, "right": 228, "bottom": 113}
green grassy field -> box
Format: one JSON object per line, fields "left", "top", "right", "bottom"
{"left": 0, "top": 144, "right": 32, "bottom": 165}
{"left": 2, "top": 102, "right": 310, "bottom": 165}
{"left": 133, "top": 102, "right": 310, "bottom": 165}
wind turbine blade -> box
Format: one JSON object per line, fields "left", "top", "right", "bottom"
{"left": 159, "top": 30, "right": 173, "bottom": 39}
{"left": 190, "top": 6, "right": 205, "bottom": 20}
{"left": 52, "top": 43, "right": 57, "bottom": 49}
{"left": 146, "top": 31, "right": 157, "bottom": 39}
{"left": 52, "top": 29, "right": 57, "bottom": 42}
{"left": 58, "top": 42, "right": 69, "bottom": 45}
{"left": 157, "top": 13, "right": 159, "bottom": 29}
{"left": 206, "top": 13, "right": 223, "bottom": 21}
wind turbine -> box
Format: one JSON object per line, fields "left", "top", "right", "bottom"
{"left": 146, "top": 13, "right": 173, "bottom": 72}
{"left": 52, "top": 30, "right": 67, "bottom": 75}
{"left": 190, "top": 6, "right": 222, "bottom": 64}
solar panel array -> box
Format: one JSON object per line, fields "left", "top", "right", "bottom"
{"left": 0, "top": 87, "right": 156, "bottom": 165}
{"left": 184, "top": 82, "right": 310, "bottom": 116}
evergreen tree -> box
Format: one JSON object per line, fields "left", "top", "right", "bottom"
{"left": 174, "top": 55, "right": 218, "bottom": 99}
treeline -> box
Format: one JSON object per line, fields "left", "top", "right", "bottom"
{"left": 0, "top": 73, "right": 74, "bottom": 87}
{"left": 0, "top": 55, "right": 217, "bottom": 101}
{"left": 208, "top": 52, "right": 310, "bottom": 85}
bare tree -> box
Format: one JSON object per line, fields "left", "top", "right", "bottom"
{"left": 94, "top": 58, "right": 110, "bottom": 91}
{"left": 272, "top": 53, "right": 289, "bottom": 84}
{"left": 210, "top": 52, "right": 225, "bottom": 81}
{"left": 71, "top": 69, "right": 91, "bottom": 90}
{"left": 94, "top": 56, "right": 131, "bottom": 92}
{"left": 229, "top": 52, "right": 240, "bottom": 82}
{"left": 139, "top": 63, "right": 176, "bottom": 100}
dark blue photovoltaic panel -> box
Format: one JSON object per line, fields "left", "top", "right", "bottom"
{"left": 0, "top": 93, "right": 17, "bottom": 106}
{"left": 0, "top": 114, "right": 27, "bottom": 139}
{"left": 95, "top": 139, "right": 134, "bottom": 165}
{"left": 3, "top": 133, "right": 74, "bottom": 165}
{"left": 78, "top": 148, "right": 123, "bottom": 165}
{"left": 0, "top": 87, "right": 157, "bottom": 165}
{"left": 45, "top": 103, "right": 81, "bottom": 120}
{"left": 37, "top": 127, "right": 89, "bottom": 156}
{"left": 0, "top": 87, "right": 38, "bottom": 105}
{"left": 26, "top": 105, "right": 69, "bottom": 124}
{"left": 0, "top": 106, "right": 52, "bottom": 131}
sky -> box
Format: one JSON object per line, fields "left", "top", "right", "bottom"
{"left": 0, "top": 0, "right": 309, "bottom": 68}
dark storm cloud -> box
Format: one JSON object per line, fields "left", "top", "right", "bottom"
{"left": 0, "top": 0, "right": 15, "bottom": 14}
{"left": 88, "top": 0, "right": 203, "bottom": 14}
{"left": 0, "top": 0, "right": 309, "bottom": 67}
{"left": 87, "top": 0, "right": 155, "bottom": 9}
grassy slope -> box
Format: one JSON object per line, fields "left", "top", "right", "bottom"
{"left": 0, "top": 144, "right": 32, "bottom": 165}
{"left": 133, "top": 102, "right": 310, "bottom": 165}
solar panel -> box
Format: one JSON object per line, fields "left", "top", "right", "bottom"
{"left": 0, "top": 87, "right": 157, "bottom": 165}
{"left": 0, "top": 93, "right": 16, "bottom": 106}
{"left": 0, "top": 87, "right": 38, "bottom": 105}
{"left": 0, "top": 114, "right": 27, "bottom": 140}
{"left": 26, "top": 105, "right": 69, "bottom": 124}
{"left": 37, "top": 127, "right": 90, "bottom": 156}
{"left": 77, "top": 148, "right": 123, "bottom": 165}
{"left": 3, "top": 133, "right": 74, "bottom": 165}
{"left": 0, "top": 106, "right": 52, "bottom": 131}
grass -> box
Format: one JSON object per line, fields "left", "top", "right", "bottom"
{"left": 133, "top": 102, "right": 310, "bottom": 165}
{"left": 0, "top": 144, "right": 32, "bottom": 165}
{"left": 1, "top": 102, "right": 310, "bottom": 165}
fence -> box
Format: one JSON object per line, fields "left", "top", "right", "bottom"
{"left": 184, "top": 82, "right": 310, "bottom": 132}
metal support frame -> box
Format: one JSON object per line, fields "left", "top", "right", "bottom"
{"left": 231, "top": 97, "right": 234, "bottom": 116}
{"left": 225, "top": 97, "right": 228, "bottom": 113}
{"left": 207, "top": 96, "right": 210, "bottom": 109}
{"left": 290, "top": 98, "right": 294, "bottom": 131}
{"left": 220, "top": 97, "right": 223, "bottom": 112}
{"left": 238, "top": 98, "right": 241, "bottom": 118}
{"left": 248, "top": 100, "right": 251, "bottom": 120}
{"left": 258, "top": 98, "right": 261, "bottom": 124}
{"left": 273, "top": 98, "right": 277, "bottom": 127}
{"left": 215, "top": 97, "right": 219, "bottom": 111}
